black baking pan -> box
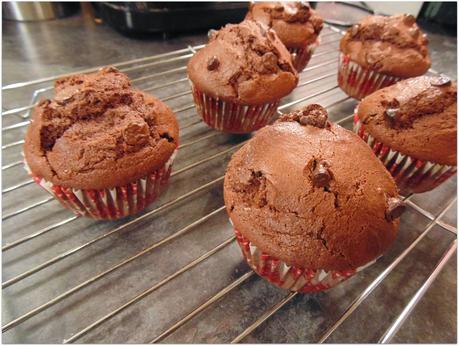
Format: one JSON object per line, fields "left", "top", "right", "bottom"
{"left": 94, "top": 2, "right": 250, "bottom": 36}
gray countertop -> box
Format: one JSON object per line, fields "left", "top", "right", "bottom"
{"left": 3, "top": 9, "right": 457, "bottom": 85}
{"left": 2, "top": 8, "right": 457, "bottom": 344}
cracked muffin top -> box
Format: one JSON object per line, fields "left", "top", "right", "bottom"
{"left": 340, "top": 14, "right": 431, "bottom": 78}
{"left": 24, "top": 67, "right": 179, "bottom": 190}
{"left": 187, "top": 20, "right": 298, "bottom": 105}
{"left": 358, "top": 76, "right": 457, "bottom": 166}
{"left": 245, "top": 2, "right": 323, "bottom": 49}
{"left": 224, "top": 104, "right": 403, "bottom": 271}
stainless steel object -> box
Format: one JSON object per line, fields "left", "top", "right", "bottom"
{"left": 2, "top": 24, "right": 457, "bottom": 343}
{"left": 3, "top": 2, "right": 77, "bottom": 21}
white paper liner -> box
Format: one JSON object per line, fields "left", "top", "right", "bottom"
{"left": 353, "top": 109, "right": 456, "bottom": 193}
{"left": 190, "top": 82, "right": 279, "bottom": 133}
{"left": 234, "top": 228, "right": 377, "bottom": 293}
{"left": 337, "top": 53, "right": 402, "bottom": 100}
{"left": 24, "top": 150, "right": 177, "bottom": 220}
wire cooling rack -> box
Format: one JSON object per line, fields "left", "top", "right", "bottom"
{"left": 2, "top": 24, "right": 457, "bottom": 343}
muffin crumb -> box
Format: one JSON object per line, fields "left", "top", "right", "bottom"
{"left": 278, "top": 104, "right": 329, "bottom": 128}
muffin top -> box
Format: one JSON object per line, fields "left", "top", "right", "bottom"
{"left": 224, "top": 105, "right": 403, "bottom": 271}
{"left": 24, "top": 67, "right": 179, "bottom": 190}
{"left": 340, "top": 14, "right": 431, "bottom": 78}
{"left": 187, "top": 20, "right": 298, "bottom": 105}
{"left": 358, "top": 76, "right": 457, "bottom": 166}
{"left": 245, "top": 2, "right": 323, "bottom": 49}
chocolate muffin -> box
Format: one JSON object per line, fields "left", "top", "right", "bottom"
{"left": 224, "top": 104, "right": 404, "bottom": 292}
{"left": 338, "top": 14, "right": 431, "bottom": 100}
{"left": 24, "top": 67, "right": 179, "bottom": 219}
{"left": 246, "top": 1, "right": 323, "bottom": 72}
{"left": 355, "top": 75, "right": 457, "bottom": 194}
{"left": 188, "top": 19, "right": 298, "bottom": 134}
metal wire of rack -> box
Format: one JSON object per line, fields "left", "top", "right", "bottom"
{"left": 2, "top": 24, "right": 457, "bottom": 343}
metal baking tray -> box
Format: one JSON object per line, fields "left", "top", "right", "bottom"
{"left": 2, "top": 24, "right": 457, "bottom": 343}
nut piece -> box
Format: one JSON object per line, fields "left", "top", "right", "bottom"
{"left": 207, "top": 56, "right": 220, "bottom": 71}
{"left": 312, "top": 160, "right": 332, "bottom": 188}
{"left": 385, "top": 197, "right": 406, "bottom": 221}
{"left": 430, "top": 74, "right": 451, "bottom": 87}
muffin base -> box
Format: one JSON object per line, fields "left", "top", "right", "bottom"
{"left": 25, "top": 150, "right": 177, "bottom": 220}
{"left": 353, "top": 111, "right": 456, "bottom": 194}
{"left": 289, "top": 38, "right": 320, "bottom": 73}
{"left": 338, "top": 53, "right": 402, "bottom": 100}
{"left": 234, "top": 228, "right": 375, "bottom": 293}
{"left": 190, "top": 83, "right": 280, "bottom": 134}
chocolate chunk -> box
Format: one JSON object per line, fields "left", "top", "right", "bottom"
{"left": 430, "top": 75, "right": 451, "bottom": 87}
{"left": 262, "top": 52, "right": 278, "bottom": 73}
{"left": 279, "top": 62, "right": 293, "bottom": 73}
{"left": 384, "top": 108, "right": 399, "bottom": 119}
{"left": 297, "top": 104, "right": 328, "bottom": 128}
{"left": 385, "top": 197, "right": 406, "bottom": 221}
{"left": 229, "top": 71, "right": 242, "bottom": 86}
{"left": 403, "top": 14, "right": 416, "bottom": 26}
{"left": 247, "top": 34, "right": 257, "bottom": 43}
{"left": 207, "top": 56, "right": 220, "bottom": 71}
{"left": 312, "top": 160, "right": 332, "bottom": 188}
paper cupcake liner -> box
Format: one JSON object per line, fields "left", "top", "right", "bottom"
{"left": 289, "top": 38, "right": 320, "bottom": 73}
{"left": 190, "top": 83, "right": 279, "bottom": 134}
{"left": 338, "top": 53, "right": 402, "bottom": 100}
{"left": 234, "top": 228, "right": 376, "bottom": 293}
{"left": 24, "top": 150, "right": 177, "bottom": 220}
{"left": 353, "top": 110, "right": 456, "bottom": 194}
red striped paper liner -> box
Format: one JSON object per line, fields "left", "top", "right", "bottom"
{"left": 234, "top": 228, "right": 376, "bottom": 293}
{"left": 338, "top": 53, "right": 402, "bottom": 100}
{"left": 25, "top": 150, "right": 177, "bottom": 220}
{"left": 288, "top": 37, "right": 320, "bottom": 73}
{"left": 190, "top": 82, "right": 280, "bottom": 134}
{"left": 353, "top": 108, "right": 456, "bottom": 194}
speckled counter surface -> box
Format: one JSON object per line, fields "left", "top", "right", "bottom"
{"left": 2, "top": 9, "right": 457, "bottom": 344}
